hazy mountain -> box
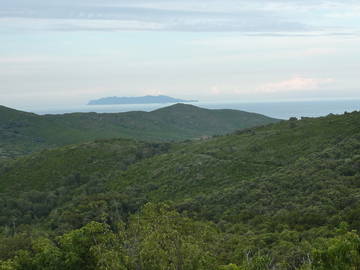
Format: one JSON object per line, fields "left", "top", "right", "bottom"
{"left": 88, "top": 95, "right": 198, "bottom": 105}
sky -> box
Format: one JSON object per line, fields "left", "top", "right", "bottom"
{"left": 1, "top": 0, "right": 359, "bottom": 108}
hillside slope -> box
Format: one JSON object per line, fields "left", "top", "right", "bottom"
{"left": 1, "top": 111, "right": 359, "bottom": 269}
{"left": 0, "top": 111, "right": 359, "bottom": 225}
{"left": 0, "top": 103, "right": 279, "bottom": 158}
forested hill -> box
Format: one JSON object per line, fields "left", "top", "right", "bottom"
{"left": 0, "top": 103, "right": 279, "bottom": 159}
{"left": 1, "top": 110, "right": 360, "bottom": 269}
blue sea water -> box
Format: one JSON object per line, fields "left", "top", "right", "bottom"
{"left": 26, "top": 99, "right": 360, "bottom": 120}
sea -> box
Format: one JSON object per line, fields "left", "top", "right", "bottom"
{"left": 23, "top": 99, "right": 360, "bottom": 120}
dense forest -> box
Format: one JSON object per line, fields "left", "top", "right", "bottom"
{"left": 1, "top": 110, "right": 360, "bottom": 269}
{"left": 0, "top": 104, "right": 278, "bottom": 159}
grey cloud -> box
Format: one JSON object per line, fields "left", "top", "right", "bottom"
{"left": 0, "top": 0, "right": 357, "bottom": 33}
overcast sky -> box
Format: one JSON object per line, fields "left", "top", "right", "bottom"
{"left": 1, "top": 0, "right": 359, "bottom": 108}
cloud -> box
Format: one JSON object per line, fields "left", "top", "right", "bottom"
{"left": 276, "top": 48, "right": 339, "bottom": 58}
{"left": 0, "top": 56, "right": 67, "bottom": 64}
{"left": 2, "top": 0, "right": 355, "bottom": 33}
{"left": 210, "top": 86, "right": 222, "bottom": 95}
{"left": 301, "top": 48, "right": 338, "bottom": 56}
{"left": 0, "top": 10, "right": 309, "bottom": 33}
{"left": 256, "top": 76, "right": 335, "bottom": 93}
{"left": 0, "top": 1, "right": 359, "bottom": 36}
{"left": 0, "top": 57, "right": 41, "bottom": 63}
{"left": 142, "top": 89, "right": 165, "bottom": 96}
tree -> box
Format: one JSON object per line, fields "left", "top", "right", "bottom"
{"left": 312, "top": 228, "right": 360, "bottom": 270}
{"left": 126, "top": 203, "right": 218, "bottom": 270}
{"left": 58, "top": 221, "right": 126, "bottom": 270}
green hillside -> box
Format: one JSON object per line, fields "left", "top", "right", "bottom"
{"left": 1, "top": 111, "right": 360, "bottom": 269}
{"left": 0, "top": 104, "right": 279, "bottom": 159}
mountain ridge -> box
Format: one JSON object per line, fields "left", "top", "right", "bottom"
{"left": 88, "top": 95, "right": 198, "bottom": 105}
{"left": 0, "top": 103, "right": 279, "bottom": 159}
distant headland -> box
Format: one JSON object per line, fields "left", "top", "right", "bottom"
{"left": 88, "top": 95, "right": 198, "bottom": 105}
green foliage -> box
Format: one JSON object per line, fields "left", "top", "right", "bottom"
{"left": 220, "top": 264, "right": 242, "bottom": 270}
{"left": 125, "top": 203, "right": 217, "bottom": 270}
{"left": 0, "top": 139, "right": 170, "bottom": 192}
{"left": 58, "top": 221, "right": 125, "bottom": 270}
{"left": 1, "top": 111, "right": 360, "bottom": 269}
{"left": 0, "top": 222, "right": 126, "bottom": 270}
{"left": 0, "top": 204, "right": 217, "bottom": 270}
{"left": 0, "top": 104, "right": 279, "bottom": 158}
{"left": 312, "top": 228, "right": 360, "bottom": 270}
{"left": 1, "top": 204, "right": 360, "bottom": 270}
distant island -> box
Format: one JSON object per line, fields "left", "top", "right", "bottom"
{"left": 88, "top": 95, "right": 198, "bottom": 105}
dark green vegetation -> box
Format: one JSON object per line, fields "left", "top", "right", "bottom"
{"left": 1, "top": 111, "right": 360, "bottom": 269}
{"left": 0, "top": 104, "right": 278, "bottom": 159}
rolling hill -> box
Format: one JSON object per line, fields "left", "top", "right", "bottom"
{"left": 0, "top": 110, "right": 359, "bottom": 269}
{"left": 0, "top": 103, "right": 279, "bottom": 159}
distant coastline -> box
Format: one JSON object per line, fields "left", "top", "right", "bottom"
{"left": 15, "top": 99, "right": 360, "bottom": 120}
{"left": 88, "top": 95, "right": 198, "bottom": 105}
